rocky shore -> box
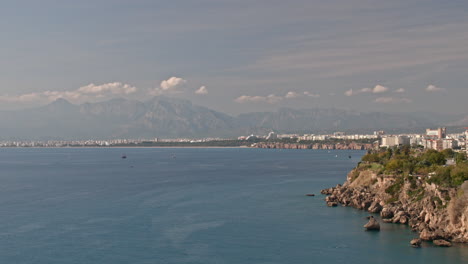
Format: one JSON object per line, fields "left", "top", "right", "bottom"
{"left": 254, "top": 142, "right": 373, "bottom": 150}
{"left": 321, "top": 168, "right": 468, "bottom": 245}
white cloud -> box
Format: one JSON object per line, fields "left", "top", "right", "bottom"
{"left": 266, "top": 94, "right": 283, "bottom": 103}
{"left": 195, "top": 86, "right": 208, "bottom": 95}
{"left": 425, "top": 84, "right": 445, "bottom": 92}
{"left": 0, "top": 92, "right": 44, "bottom": 103}
{"left": 304, "top": 91, "right": 320, "bottom": 98}
{"left": 359, "top": 88, "right": 372, "bottom": 93}
{"left": 160, "top": 77, "right": 187, "bottom": 91}
{"left": 0, "top": 82, "right": 137, "bottom": 104}
{"left": 372, "top": 85, "right": 388, "bottom": 93}
{"left": 394, "top": 88, "right": 405, "bottom": 93}
{"left": 150, "top": 76, "right": 188, "bottom": 95}
{"left": 344, "top": 89, "right": 354, "bottom": 96}
{"left": 285, "top": 91, "right": 300, "bottom": 98}
{"left": 235, "top": 90, "right": 319, "bottom": 104}
{"left": 374, "top": 97, "right": 412, "bottom": 104}
{"left": 234, "top": 94, "right": 283, "bottom": 104}
{"left": 78, "top": 82, "right": 137, "bottom": 95}
{"left": 346, "top": 85, "right": 389, "bottom": 96}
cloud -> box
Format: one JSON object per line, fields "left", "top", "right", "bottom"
{"left": 195, "top": 86, "right": 208, "bottom": 95}
{"left": 346, "top": 85, "right": 389, "bottom": 96}
{"left": 344, "top": 89, "right": 354, "bottom": 96}
{"left": 359, "top": 88, "right": 372, "bottom": 93}
{"left": 235, "top": 90, "right": 319, "bottom": 104}
{"left": 285, "top": 91, "right": 300, "bottom": 98}
{"left": 265, "top": 94, "right": 283, "bottom": 103}
{"left": 394, "top": 88, "right": 406, "bottom": 93}
{"left": 0, "top": 92, "right": 44, "bottom": 103}
{"left": 78, "top": 82, "right": 137, "bottom": 95}
{"left": 372, "top": 85, "right": 388, "bottom": 93}
{"left": 150, "top": 76, "right": 188, "bottom": 95}
{"left": 304, "top": 91, "right": 320, "bottom": 98}
{"left": 234, "top": 94, "right": 283, "bottom": 104}
{"left": 160, "top": 77, "right": 187, "bottom": 91}
{"left": 242, "top": 22, "right": 468, "bottom": 80}
{"left": 425, "top": 84, "right": 445, "bottom": 92}
{"left": 0, "top": 82, "right": 137, "bottom": 104}
{"left": 374, "top": 97, "right": 412, "bottom": 104}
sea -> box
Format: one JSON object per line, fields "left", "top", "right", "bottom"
{"left": 0, "top": 148, "right": 467, "bottom": 264}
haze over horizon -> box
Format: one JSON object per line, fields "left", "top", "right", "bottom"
{"left": 1, "top": 0, "right": 467, "bottom": 115}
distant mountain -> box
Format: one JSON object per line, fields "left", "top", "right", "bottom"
{"left": 0, "top": 97, "right": 464, "bottom": 140}
{"left": 0, "top": 97, "right": 235, "bottom": 140}
{"left": 447, "top": 115, "right": 468, "bottom": 127}
{"left": 237, "top": 108, "right": 445, "bottom": 134}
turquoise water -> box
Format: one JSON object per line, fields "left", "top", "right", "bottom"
{"left": 0, "top": 148, "right": 467, "bottom": 264}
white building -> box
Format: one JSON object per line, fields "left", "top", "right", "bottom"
{"left": 381, "top": 136, "right": 410, "bottom": 147}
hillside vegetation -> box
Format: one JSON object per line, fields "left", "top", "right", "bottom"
{"left": 358, "top": 147, "right": 468, "bottom": 187}
{"left": 323, "top": 146, "right": 468, "bottom": 244}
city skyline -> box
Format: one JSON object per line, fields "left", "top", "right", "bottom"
{"left": 1, "top": 0, "right": 468, "bottom": 115}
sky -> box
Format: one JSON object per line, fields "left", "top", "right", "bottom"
{"left": 0, "top": 0, "right": 467, "bottom": 115}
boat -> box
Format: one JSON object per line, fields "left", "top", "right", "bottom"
{"left": 121, "top": 154, "right": 127, "bottom": 159}
{"left": 305, "top": 194, "right": 315, "bottom": 197}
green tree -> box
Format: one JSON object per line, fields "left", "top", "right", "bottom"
{"left": 422, "top": 149, "right": 446, "bottom": 166}
{"left": 455, "top": 152, "right": 467, "bottom": 164}
{"left": 441, "top": 149, "right": 455, "bottom": 159}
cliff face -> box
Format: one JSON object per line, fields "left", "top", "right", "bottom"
{"left": 322, "top": 169, "right": 468, "bottom": 243}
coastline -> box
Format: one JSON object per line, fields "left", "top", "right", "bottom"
{"left": 321, "top": 164, "right": 468, "bottom": 246}
{"left": 0, "top": 146, "right": 246, "bottom": 149}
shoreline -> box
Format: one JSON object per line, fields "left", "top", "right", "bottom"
{"left": 321, "top": 168, "right": 468, "bottom": 246}
{"left": 0, "top": 146, "right": 369, "bottom": 149}
{"left": 0, "top": 146, "right": 247, "bottom": 149}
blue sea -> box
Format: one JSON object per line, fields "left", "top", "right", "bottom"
{"left": 0, "top": 148, "right": 467, "bottom": 264}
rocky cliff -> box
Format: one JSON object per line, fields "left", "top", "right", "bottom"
{"left": 255, "top": 142, "right": 373, "bottom": 150}
{"left": 321, "top": 168, "right": 468, "bottom": 244}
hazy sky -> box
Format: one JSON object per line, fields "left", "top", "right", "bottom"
{"left": 1, "top": 0, "right": 467, "bottom": 114}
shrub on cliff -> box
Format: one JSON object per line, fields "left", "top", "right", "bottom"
{"left": 362, "top": 153, "right": 381, "bottom": 163}
{"left": 428, "top": 163, "right": 468, "bottom": 187}
{"left": 385, "top": 176, "right": 404, "bottom": 196}
{"left": 451, "top": 163, "right": 468, "bottom": 186}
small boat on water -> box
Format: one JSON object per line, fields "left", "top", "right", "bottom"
{"left": 121, "top": 154, "right": 127, "bottom": 159}
{"left": 349, "top": 155, "right": 352, "bottom": 159}
{"left": 305, "top": 194, "right": 315, "bottom": 197}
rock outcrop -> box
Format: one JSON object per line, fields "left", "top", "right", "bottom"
{"left": 364, "top": 216, "right": 380, "bottom": 231}
{"left": 321, "top": 168, "right": 468, "bottom": 244}
{"left": 433, "top": 239, "right": 452, "bottom": 247}
{"left": 410, "top": 238, "right": 422, "bottom": 247}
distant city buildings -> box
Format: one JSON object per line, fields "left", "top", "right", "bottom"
{"left": 426, "top": 127, "right": 447, "bottom": 140}
{"left": 1, "top": 127, "right": 466, "bottom": 158}
{"left": 380, "top": 135, "right": 410, "bottom": 148}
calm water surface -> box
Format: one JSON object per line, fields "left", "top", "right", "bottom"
{"left": 0, "top": 148, "right": 467, "bottom": 264}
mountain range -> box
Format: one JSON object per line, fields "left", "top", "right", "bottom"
{"left": 0, "top": 96, "right": 466, "bottom": 140}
